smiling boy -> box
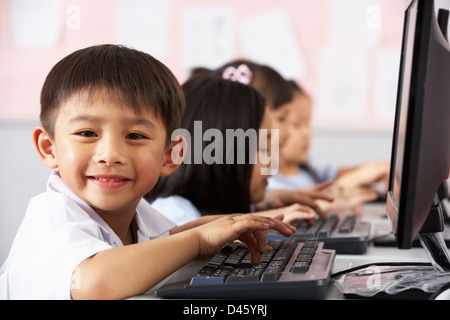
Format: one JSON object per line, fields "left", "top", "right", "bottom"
{"left": 0, "top": 45, "right": 294, "bottom": 300}
{"left": 41, "top": 91, "right": 172, "bottom": 245}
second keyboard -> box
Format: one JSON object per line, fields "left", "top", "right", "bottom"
{"left": 267, "top": 214, "right": 371, "bottom": 254}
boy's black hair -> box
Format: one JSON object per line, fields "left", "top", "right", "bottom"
{"left": 147, "top": 74, "right": 266, "bottom": 214}
{"left": 40, "top": 44, "right": 185, "bottom": 140}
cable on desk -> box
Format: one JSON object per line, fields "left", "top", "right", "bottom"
{"left": 331, "top": 261, "right": 432, "bottom": 278}
{"left": 332, "top": 262, "right": 442, "bottom": 299}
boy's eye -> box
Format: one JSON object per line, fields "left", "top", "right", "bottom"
{"left": 126, "top": 132, "right": 149, "bottom": 140}
{"left": 75, "top": 130, "right": 97, "bottom": 137}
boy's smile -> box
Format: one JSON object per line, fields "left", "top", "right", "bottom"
{"left": 88, "top": 175, "right": 132, "bottom": 189}
{"left": 49, "top": 90, "right": 171, "bottom": 219}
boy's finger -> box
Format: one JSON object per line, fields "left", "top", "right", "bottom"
{"left": 254, "top": 230, "right": 267, "bottom": 253}
{"left": 238, "top": 233, "right": 261, "bottom": 265}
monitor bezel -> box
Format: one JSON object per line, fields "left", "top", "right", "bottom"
{"left": 386, "top": 0, "right": 442, "bottom": 249}
{"left": 387, "top": 0, "right": 450, "bottom": 249}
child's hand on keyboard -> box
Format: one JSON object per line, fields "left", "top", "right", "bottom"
{"left": 256, "top": 203, "right": 316, "bottom": 224}
{"left": 195, "top": 214, "right": 296, "bottom": 265}
{"left": 255, "top": 184, "right": 333, "bottom": 219}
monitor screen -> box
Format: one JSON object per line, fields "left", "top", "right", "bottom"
{"left": 391, "top": 0, "right": 417, "bottom": 209}
{"left": 387, "top": 0, "right": 450, "bottom": 249}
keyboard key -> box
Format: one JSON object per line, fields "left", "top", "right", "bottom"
{"left": 291, "top": 261, "right": 310, "bottom": 273}
{"left": 266, "top": 260, "right": 284, "bottom": 272}
{"left": 304, "top": 220, "right": 323, "bottom": 237}
{"left": 317, "top": 215, "right": 338, "bottom": 237}
{"left": 226, "top": 274, "right": 260, "bottom": 283}
{"left": 237, "top": 259, "right": 252, "bottom": 268}
{"left": 260, "top": 272, "right": 280, "bottom": 282}
{"left": 229, "top": 268, "right": 247, "bottom": 276}
{"left": 190, "top": 276, "right": 224, "bottom": 285}
{"left": 302, "top": 240, "right": 318, "bottom": 249}
{"left": 212, "top": 266, "right": 233, "bottom": 278}
{"left": 338, "top": 215, "right": 356, "bottom": 233}
{"left": 196, "top": 265, "right": 217, "bottom": 276}
{"left": 300, "top": 246, "right": 316, "bottom": 255}
{"left": 296, "top": 253, "right": 313, "bottom": 263}
{"left": 260, "top": 250, "right": 275, "bottom": 263}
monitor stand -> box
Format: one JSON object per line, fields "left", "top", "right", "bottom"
{"left": 419, "top": 194, "right": 450, "bottom": 272}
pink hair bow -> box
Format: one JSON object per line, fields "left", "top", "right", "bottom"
{"left": 221, "top": 64, "right": 253, "bottom": 85}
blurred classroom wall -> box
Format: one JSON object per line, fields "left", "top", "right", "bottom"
{"left": 0, "top": 0, "right": 410, "bottom": 264}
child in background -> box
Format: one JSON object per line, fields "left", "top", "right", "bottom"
{"left": 148, "top": 72, "right": 318, "bottom": 225}
{"left": 211, "top": 60, "right": 333, "bottom": 217}
{"left": 269, "top": 80, "right": 390, "bottom": 214}
{"left": 0, "top": 45, "right": 295, "bottom": 300}
{"left": 213, "top": 60, "right": 293, "bottom": 150}
{"left": 267, "top": 81, "right": 323, "bottom": 190}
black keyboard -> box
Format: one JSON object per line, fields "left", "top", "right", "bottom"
{"left": 266, "top": 214, "right": 371, "bottom": 254}
{"left": 156, "top": 240, "right": 335, "bottom": 300}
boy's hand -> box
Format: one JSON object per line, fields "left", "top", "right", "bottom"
{"left": 195, "top": 214, "right": 295, "bottom": 264}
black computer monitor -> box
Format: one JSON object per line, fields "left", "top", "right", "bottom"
{"left": 386, "top": 0, "right": 450, "bottom": 270}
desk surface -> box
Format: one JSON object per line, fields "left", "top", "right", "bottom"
{"left": 332, "top": 202, "right": 429, "bottom": 274}
{"left": 327, "top": 203, "right": 431, "bottom": 299}
{"left": 133, "top": 203, "right": 434, "bottom": 300}
{"left": 328, "top": 246, "right": 429, "bottom": 299}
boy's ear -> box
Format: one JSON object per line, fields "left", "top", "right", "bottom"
{"left": 32, "top": 125, "right": 58, "bottom": 169}
{"left": 160, "top": 135, "right": 187, "bottom": 176}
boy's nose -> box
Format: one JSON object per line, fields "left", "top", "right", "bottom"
{"left": 94, "top": 137, "right": 126, "bottom": 165}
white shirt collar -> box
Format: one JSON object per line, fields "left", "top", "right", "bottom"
{"left": 46, "top": 171, "right": 176, "bottom": 246}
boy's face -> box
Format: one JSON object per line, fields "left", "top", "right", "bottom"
{"left": 48, "top": 90, "right": 175, "bottom": 217}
